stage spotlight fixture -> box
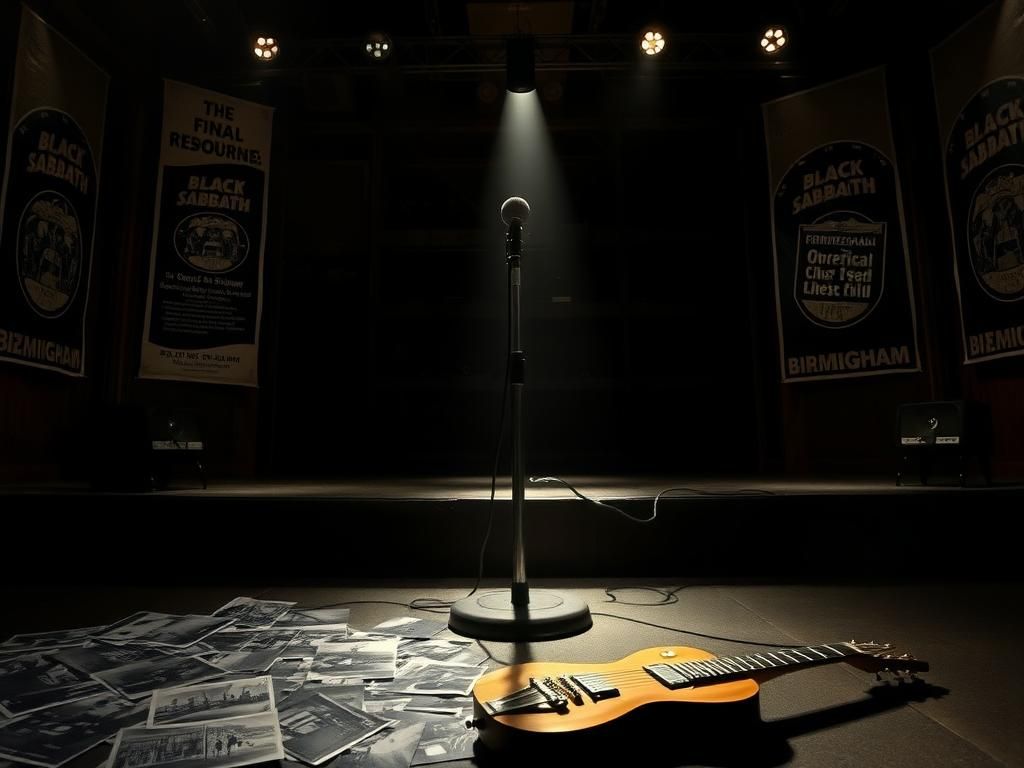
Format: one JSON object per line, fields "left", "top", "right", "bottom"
{"left": 364, "top": 32, "right": 392, "bottom": 60}
{"left": 506, "top": 36, "right": 535, "bottom": 93}
{"left": 641, "top": 29, "right": 665, "bottom": 56}
{"left": 253, "top": 36, "right": 279, "bottom": 61}
{"left": 760, "top": 26, "right": 787, "bottom": 54}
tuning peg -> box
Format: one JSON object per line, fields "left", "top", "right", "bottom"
{"left": 898, "top": 653, "right": 913, "bottom": 660}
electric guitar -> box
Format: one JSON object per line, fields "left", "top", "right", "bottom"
{"left": 471, "top": 641, "right": 928, "bottom": 752}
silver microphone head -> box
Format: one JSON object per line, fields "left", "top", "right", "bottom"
{"left": 500, "top": 197, "right": 531, "bottom": 226}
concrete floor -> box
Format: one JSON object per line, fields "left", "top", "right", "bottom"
{"left": 1, "top": 580, "right": 1020, "bottom": 767}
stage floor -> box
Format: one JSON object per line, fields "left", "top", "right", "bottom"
{"left": 5, "top": 474, "right": 1016, "bottom": 498}
{"left": 2, "top": 579, "right": 1020, "bottom": 768}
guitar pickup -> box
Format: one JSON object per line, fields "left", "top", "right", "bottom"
{"left": 569, "top": 673, "right": 620, "bottom": 702}
{"left": 644, "top": 663, "right": 693, "bottom": 690}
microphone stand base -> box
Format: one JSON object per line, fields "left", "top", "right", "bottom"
{"left": 448, "top": 588, "right": 592, "bottom": 642}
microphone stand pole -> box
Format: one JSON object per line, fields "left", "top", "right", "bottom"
{"left": 507, "top": 221, "right": 529, "bottom": 607}
{"left": 448, "top": 212, "right": 591, "bottom": 642}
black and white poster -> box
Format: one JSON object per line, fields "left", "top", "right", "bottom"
{"left": 764, "top": 68, "right": 920, "bottom": 382}
{"left": 0, "top": 6, "right": 108, "bottom": 376}
{"left": 933, "top": 1, "right": 1024, "bottom": 363}
{"left": 139, "top": 80, "right": 272, "bottom": 386}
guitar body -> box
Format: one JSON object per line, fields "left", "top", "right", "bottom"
{"left": 472, "top": 645, "right": 762, "bottom": 754}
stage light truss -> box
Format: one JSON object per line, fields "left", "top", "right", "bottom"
{"left": 245, "top": 34, "right": 796, "bottom": 78}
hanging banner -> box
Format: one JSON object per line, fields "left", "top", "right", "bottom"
{"left": 764, "top": 68, "right": 920, "bottom": 383}
{"left": 933, "top": 1, "right": 1024, "bottom": 364}
{"left": 139, "top": 80, "right": 273, "bottom": 386}
{"left": 0, "top": 6, "right": 108, "bottom": 376}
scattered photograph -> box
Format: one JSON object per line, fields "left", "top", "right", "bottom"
{"left": 148, "top": 676, "right": 275, "bottom": 727}
{"left": 271, "top": 608, "right": 350, "bottom": 630}
{"left": 361, "top": 691, "right": 412, "bottom": 715}
{"left": 278, "top": 693, "right": 390, "bottom": 766}
{"left": 0, "top": 692, "right": 148, "bottom": 767}
{"left": 363, "top": 688, "right": 468, "bottom": 717}
{"left": 196, "top": 632, "right": 259, "bottom": 654}
{"left": 284, "top": 683, "right": 363, "bottom": 712}
{"left": 397, "top": 638, "right": 487, "bottom": 667}
{"left": 267, "top": 658, "right": 310, "bottom": 694}
{"left": 0, "top": 654, "right": 108, "bottom": 717}
{"left": 204, "top": 629, "right": 297, "bottom": 675}
{"left": 212, "top": 598, "right": 295, "bottom": 630}
{"left": 308, "top": 639, "right": 398, "bottom": 682}
{"left": 94, "top": 613, "right": 236, "bottom": 649}
{"left": 401, "top": 695, "right": 470, "bottom": 717}
{"left": 369, "top": 617, "right": 446, "bottom": 641}
{"left": 107, "top": 713, "right": 284, "bottom": 768}
{"left": 331, "top": 721, "right": 426, "bottom": 768}
{"left": 372, "top": 659, "right": 485, "bottom": 696}
{"left": 280, "top": 630, "right": 349, "bottom": 660}
{"left": 92, "top": 655, "right": 225, "bottom": 701}
{"left": 0, "top": 627, "right": 104, "bottom": 656}
{"left": 410, "top": 717, "right": 477, "bottom": 766}
{"left": 55, "top": 642, "right": 169, "bottom": 675}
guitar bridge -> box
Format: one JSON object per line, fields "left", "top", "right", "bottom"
{"left": 481, "top": 677, "right": 568, "bottom": 716}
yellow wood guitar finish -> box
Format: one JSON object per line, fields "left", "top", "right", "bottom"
{"left": 475, "top": 646, "right": 757, "bottom": 735}
{"left": 471, "top": 640, "right": 927, "bottom": 753}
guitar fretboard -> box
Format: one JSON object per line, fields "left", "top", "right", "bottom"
{"left": 644, "top": 643, "right": 857, "bottom": 689}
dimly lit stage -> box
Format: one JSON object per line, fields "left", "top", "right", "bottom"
{"left": 0, "top": 580, "right": 1020, "bottom": 768}
{"left": 6, "top": 475, "right": 1020, "bottom": 582}
{"left": 3, "top": 476, "right": 1021, "bottom": 767}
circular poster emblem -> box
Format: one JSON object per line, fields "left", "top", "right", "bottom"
{"left": 173, "top": 212, "right": 250, "bottom": 274}
{"left": 966, "top": 164, "right": 1024, "bottom": 301}
{"left": 16, "top": 190, "right": 83, "bottom": 318}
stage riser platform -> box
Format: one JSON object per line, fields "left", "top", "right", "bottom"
{"left": 11, "top": 488, "right": 1019, "bottom": 583}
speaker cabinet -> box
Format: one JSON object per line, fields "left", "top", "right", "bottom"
{"left": 897, "top": 400, "right": 990, "bottom": 486}
{"left": 90, "top": 406, "right": 207, "bottom": 490}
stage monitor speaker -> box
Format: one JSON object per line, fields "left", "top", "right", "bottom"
{"left": 146, "top": 408, "right": 207, "bottom": 490}
{"left": 897, "top": 400, "right": 990, "bottom": 486}
{"left": 90, "top": 406, "right": 207, "bottom": 490}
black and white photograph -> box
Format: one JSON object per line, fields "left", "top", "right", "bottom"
{"left": 94, "top": 613, "right": 236, "bottom": 649}
{"left": 266, "top": 658, "right": 310, "bottom": 694}
{"left": 55, "top": 642, "right": 168, "bottom": 675}
{"left": 92, "top": 655, "right": 225, "bottom": 700}
{"left": 148, "top": 676, "right": 275, "bottom": 727}
{"left": 284, "top": 683, "right": 363, "bottom": 711}
{"left": 0, "top": 692, "right": 148, "bottom": 767}
{"left": 211, "top": 598, "right": 295, "bottom": 629}
{"left": 372, "top": 659, "right": 485, "bottom": 696}
{"left": 280, "top": 630, "right": 349, "bottom": 660}
{"left": 206, "top": 630, "right": 297, "bottom": 674}
{"left": 198, "top": 633, "right": 261, "bottom": 654}
{"left": 397, "top": 639, "right": 487, "bottom": 667}
{"left": 0, "top": 654, "right": 108, "bottom": 717}
{"left": 308, "top": 639, "right": 398, "bottom": 682}
{"left": 0, "top": 627, "right": 103, "bottom": 656}
{"left": 363, "top": 688, "right": 469, "bottom": 717}
{"left": 107, "top": 713, "right": 284, "bottom": 768}
{"left": 369, "top": 617, "right": 446, "bottom": 641}
{"left": 278, "top": 693, "right": 390, "bottom": 766}
{"left": 410, "top": 717, "right": 477, "bottom": 766}
{"left": 330, "top": 721, "right": 426, "bottom": 768}
{"left": 271, "top": 608, "right": 350, "bottom": 630}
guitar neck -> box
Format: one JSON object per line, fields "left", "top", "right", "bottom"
{"left": 643, "top": 642, "right": 861, "bottom": 689}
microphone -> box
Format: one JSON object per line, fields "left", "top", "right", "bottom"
{"left": 500, "top": 196, "right": 530, "bottom": 226}
{"left": 501, "top": 197, "right": 530, "bottom": 260}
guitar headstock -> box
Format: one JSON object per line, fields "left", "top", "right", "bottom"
{"left": 845, "top": 640, "right": 929, "bottom": 678}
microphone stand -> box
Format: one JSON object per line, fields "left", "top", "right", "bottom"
{"left": 448, "top": 212, "right": 592, "bottom": 642}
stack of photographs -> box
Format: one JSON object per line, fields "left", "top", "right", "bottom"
{"left": 107, "top": 676, "right": 284, "bottom": 768}
{"left": 0, "top": 602, "right": 496, "bottom": 768}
